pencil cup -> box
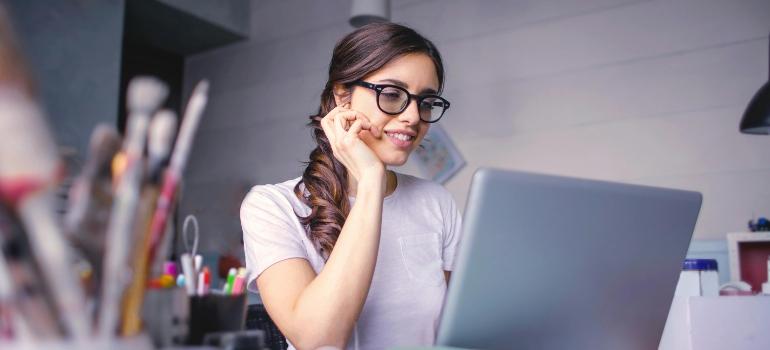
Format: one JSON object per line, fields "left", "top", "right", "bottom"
{"left": 187, "top": 293, "right": 248, "bottom": 345}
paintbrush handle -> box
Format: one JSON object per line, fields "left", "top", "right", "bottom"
{"left": 98, "top": 113, "right": 152, "bottom": 338}
{"left": 119, "top": 186, "right": 159, "bottom": 336}
{"left": 16, "top": 192, "right": 91, "bottom": 339}
{"left": 143, "top": 81, "right": 209, "bottom": 274}
{"left": 145, "top": 171, "right": 178, "bottom": 270}
{"left": 0, "top": 250, "right": 13, "bottom": 299}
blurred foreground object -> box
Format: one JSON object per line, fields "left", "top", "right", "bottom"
{"left": 0, "top": 2, "right": 91, "bottom": 341}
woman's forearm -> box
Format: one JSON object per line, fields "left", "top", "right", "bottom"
{"left": 289, "top": 171, "right": 385, "bottom": 348}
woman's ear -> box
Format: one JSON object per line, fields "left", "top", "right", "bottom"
{"left": 332, "top": 83, "right": 351, "bottom": 107}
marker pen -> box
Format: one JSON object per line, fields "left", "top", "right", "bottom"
{"left": 223, "top": 268, "right": 236, "bottom": 294}
{"left": 231, "top": 268, "right": 246, "bottom": 295}
{"left": 197, "top": 267, "right": 210, "bottom": 296}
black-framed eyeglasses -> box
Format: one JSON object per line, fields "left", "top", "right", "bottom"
{"left": 352, "top": 81, "right": 450, "bottom": 123}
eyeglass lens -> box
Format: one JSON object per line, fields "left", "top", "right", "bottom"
{"left": 378, "top": 86, "right": 446, "bottom": 122}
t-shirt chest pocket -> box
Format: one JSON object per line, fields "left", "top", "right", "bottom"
{"left": 398, "top": 233, "right": 444, "bottom": 286}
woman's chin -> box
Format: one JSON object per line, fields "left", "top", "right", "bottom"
{"left": 379, "top": 153, "right": 410, "bottom": 167}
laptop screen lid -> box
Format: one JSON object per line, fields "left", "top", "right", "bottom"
{"left": 436, "top": 168, "right": 702, "bottom": 350}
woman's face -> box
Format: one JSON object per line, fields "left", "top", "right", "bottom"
{"left": 340, "top": 53, "right": 440, "bottom": 166}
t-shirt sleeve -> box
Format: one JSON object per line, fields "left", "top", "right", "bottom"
{"left": 240, "top": 187, "right": 309, "bottom": 292}
{"left": 441, "top": 194, "right": 463, "bottom": 271}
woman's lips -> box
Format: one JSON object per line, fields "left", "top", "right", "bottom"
{"left": 385, "top": 131, "right": 414, "bottom": 149}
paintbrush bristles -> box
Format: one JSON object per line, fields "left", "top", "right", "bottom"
{"left": 126, "top": 77, "right": 168, "bottom": 115}
{"left": 147, "top": 109, "right": 177, "bottom": 178}
{"left": 169, "top": 80, "right": 209, "bottom": 172}
{"left": 64, "top": 124, "right": 121, "bottom": 234}
{"left": 83, "top": 125, "right": 121, "bottom": 179}
{"left": 0, "top": 87, "right": 59, "bottom": 181}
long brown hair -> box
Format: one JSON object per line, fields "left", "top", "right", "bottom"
{"left": 294, "top": 22, "right": 445, "bottom": 259}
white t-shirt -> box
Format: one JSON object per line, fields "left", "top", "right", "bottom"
{"left": 240, "top": 172, "right": 463, "bottom": 350}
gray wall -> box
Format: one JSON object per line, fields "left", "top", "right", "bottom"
{"left": 5, "top": 0, "right": 125, "bottom": 162}
{"left": 158, "top": 0, "right": 250, "bottom": 37}
{"left": 181, "top": 0, "right": 770, "bottom": 254}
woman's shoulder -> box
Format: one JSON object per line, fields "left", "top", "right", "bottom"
{"left": 241, "top": 176, "right": 304, "bottom": 214}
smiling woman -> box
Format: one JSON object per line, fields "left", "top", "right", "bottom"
{"left": 240, "top": 23, "right": 462, "bottom": 350}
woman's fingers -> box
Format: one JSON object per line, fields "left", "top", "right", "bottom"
{"left": 321, "top": 105, "right": 382, "bottom": 159}
{"left": 320, "top": 113, "right": 340, "bottom": 156}
{"left": 343, "top": 108, "right": 380, "bottom": 137}
{"left": 345, "top": 120, "right": 364, "bottom": 142}
{"left": 334, "top": 109, "right": 349, "bottom": 135}
{"left": 320, "top": 114, "right": 336, "bottom": 141}
{"left": 334, "top": 109, "right": 381, "bottom": 137}
{"left": 369, "top": 123, "right": 380, "bottom": 138}
{"left": 319, "top": 104, "right": 384, "bottom": 179}
{"left": 335, "top": 109, "right": 359, "bottom": 124}
{"left": 336, "top": 111, "right": 371, "bottom": 131}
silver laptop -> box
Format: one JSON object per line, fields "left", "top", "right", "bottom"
{"left": 436, "top": 168, "right": 702, "bottom": 350}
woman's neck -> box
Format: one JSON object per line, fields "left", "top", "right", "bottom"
{"left": 348, "top": 170, "right": 397, "bottom": 198}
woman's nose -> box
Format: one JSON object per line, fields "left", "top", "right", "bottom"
{"left": 397, "top": 98, "right": 421, "bottom": 125}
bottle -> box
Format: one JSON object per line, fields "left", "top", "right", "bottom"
{"left": 680, "top": 259, "right": 719, "bottom": 297}
{"left": 660, "top": 259, "right": 720, "bottom": 350}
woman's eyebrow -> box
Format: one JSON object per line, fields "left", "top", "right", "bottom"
{"left": 376, "top": 78, "right": 438, "bottom": 95}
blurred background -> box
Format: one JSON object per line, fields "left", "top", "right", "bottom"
{"left": 5, "top": 0, "right": 770, "bottom": 281}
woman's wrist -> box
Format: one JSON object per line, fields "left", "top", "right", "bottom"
{"left": 357, "top": 166, "right": 387, "bottom": 195}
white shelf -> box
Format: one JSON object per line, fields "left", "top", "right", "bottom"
{"left": 661, "top": 296, "right": 770, "bottom": 350}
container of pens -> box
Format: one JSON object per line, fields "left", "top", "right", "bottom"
{"left": 185, "top": 266, "right": 249, "bottom": 344}
{"left": 187, "top": 292, "right": 248, "bottom": 345}
{"left": 144, "top": 261, "right": 249, "bottom": 346}
{"left": 168, "top": 244, "right": 249, "bottom": 345}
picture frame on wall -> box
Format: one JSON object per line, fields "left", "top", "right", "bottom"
{"left": 414, "top": 124, "right": 465, "bottom": 184}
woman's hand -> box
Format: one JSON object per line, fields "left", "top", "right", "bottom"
{"left": 321, "top": 103, "right": 385, "bottom": 183}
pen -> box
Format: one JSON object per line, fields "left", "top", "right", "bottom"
{"left": 231, "top": 268, "right": 247, "bottom": 295}
{"left": 223, "top": 268, "right": 237, "bottom": 294}
{"left": 197, "top": 266, "right": 210, "bottom": 296}
{"left": 180, "top": 253, "right": 197, "bottom": 296}
{"left": 194, "top": 254, "right": 203, "bottom": 274}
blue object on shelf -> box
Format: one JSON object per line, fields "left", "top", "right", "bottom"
{"left": 748, "top": 216, "right": 770, "bottom": 232}
{"left": 682, "top": 258, "right": 718, "bottom": 271}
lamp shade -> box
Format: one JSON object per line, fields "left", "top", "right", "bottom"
{"left": 740, "top": 81, "right": 770, "bottom": 134}
{"left": 740, "top": 34, "right": 770, "bottom": 135}
{"left": 350, "top": 0, "right": 390, "bottom": 28}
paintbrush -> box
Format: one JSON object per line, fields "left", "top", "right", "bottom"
{"left": 146, "top": 80, "right": 209, "bottom": 274}
{"left": 0, "top": 86, "right": 91, "bottom": 340}
{"left": 1, "top": 197, "right": 68, "bottom": 340}
{"left": 147, "top": 109, "right": 178, "bottom": 181}
{"left": 63, "top": 124, "right": 121, "bottom": 300}
{"left": 65, "top": 125, "right": 121, "bottom": 235}
{"left": 97, "top": 76, "right": 167, "bottom": 339}
{"left": 119, "top": 109, "right": 177, "bottom": 336}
